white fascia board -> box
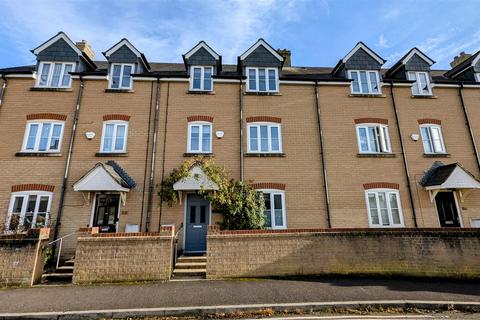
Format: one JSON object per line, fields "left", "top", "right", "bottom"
{"left": 342, "top": 42, "right": 385, "bottom": 65}
{"left": 32, "top": 32, "right": 82, "bottom": 56}
{"left": 402, "top": 48, "right": 435, "bottom": 66}
{"left": 184, "top": 41, "right": 220, "bottom": 60}
{"left": 239, "top": 39, "right": 284, "bottom": 62}
{"left": 104, "top": 39, "right": 142, "bottom": 58}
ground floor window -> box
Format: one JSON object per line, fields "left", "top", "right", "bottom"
{"left": 365, "top": 189, "right": 404, "bottom": 227}
{"left": 259, "top": 190, "right": 286, "bottom": 229}
{"left": 6, "top": 192, "right": 52, "bottom": 231}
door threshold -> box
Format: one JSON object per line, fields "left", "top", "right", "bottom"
{"left": 183, "top": 252, "right": 206, "bottom": 256}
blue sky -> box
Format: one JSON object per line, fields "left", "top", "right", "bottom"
{"left": 0, "top": 0, "right": 479, "bottom": 69}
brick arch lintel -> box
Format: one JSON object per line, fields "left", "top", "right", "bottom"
{"left": 363, "top": 182, "right": 399, "bottom": 190}
{"left": 187, "top": 115, "right": 214, "bottom": 122}
{"left": 418, "top": 118, "right": 441, "bottom": 125}
{"left": 11, "top": 184, "right": 55, "bottom": 192}
{"left": 250, "top": 182, "right": 286, "bottom": 190}
{"left": 26, "top": 113, "right": 67, "bottom": 121}
{"left": 103, "top": 114, "right": 131, "bottom": 122}
{"left": 354, "top": 118, "right": 388, "bottom": 125}
{"left": 246, "top": 116, "right": 282, "bottom": 123}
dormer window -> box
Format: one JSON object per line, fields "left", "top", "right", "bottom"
{"left": 36, "top": 62, "right": 75, "bottom": 88}
{"left": 476, "top": 73, "right": 480, "bottom": 82}
{"left": 348, "top": 70, "right": 381, "bottom": 94}
{"left": 109, "top": 63, "right": 134, "bottom": 89}
{"left": 247, "top": 67, "right": 278, "bottom": 92}
{"left": 190, "top": 66, "right": 213, "bottom": 91}
{"left": 407, "top": 71, "right": 431, "bottom": 96}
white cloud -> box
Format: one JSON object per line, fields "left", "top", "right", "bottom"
{"left": 376, "top": 35, "right": 391, "bottom": 49}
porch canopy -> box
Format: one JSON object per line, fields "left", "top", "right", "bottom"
{"left": 173, "top": 166, "right": 219, "bottom": 191}
{"left": 420, "top": 161, "right": 480, "bottom": 202}
{"left": 73, "top": 161, "right": 136, "bottom": 205}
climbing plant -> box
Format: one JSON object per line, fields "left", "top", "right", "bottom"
{"left": 159, "top": 157, "right": 265, "bottom": 230}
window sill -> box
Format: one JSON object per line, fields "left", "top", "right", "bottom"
{"left": 30, "top": 87, "right": 72, "bottom": 92}
{"left": 244, "top": 92, "right": 282, "bottom": 96}
{"left": 95, "top": 152, "right": 129, "bottom": 157}
{"left": 245, "top": 153, "right": 286, "bottom": 157}
{"left": 411, "top": 95, "right": 437, "bottom": 99}
{"left": 183, "top": 153, "right": 215, "bottom": 157}
{"left": 15, "top": 152, "right": 62, "bottom": 157}
{"left": 187, "top": 90, "right": 216, "bottom": 95}
{"left": 104, "top": 89, "right": 135, "bottom": 93}
{"left": 423, "top": 153, "right": 451, "bottom": 158}
{"left": 349, "top": 93, "right": 386, "bottom": 98}
{"left": 357, "top": 153, "right": 396, "bottom": 158}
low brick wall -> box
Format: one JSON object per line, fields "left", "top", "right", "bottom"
{"left": 0, "top": 228, "right": 50, "bottom": 287}
{"left": 73, "top": 226, "right": 175, "bottom": 284}
{"left": 207, "top": 227, "right": 480, "bottom": 279}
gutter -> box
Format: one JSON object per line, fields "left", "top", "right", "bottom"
{"left": 314, "top": 81, "right": 331, "bottom": 228}
{"left": 0, "top": 74, "right": 7, "bottom": 109}
{"left": 389, "top": 81, "right": 418, "bottom": 228}
{"left": 145, "top": 78, "right": 161, "bottom": 231}
{"left": 239, "top": 78, "right": 244, "bottom": 181}
{"left": 458, "top": 83, "right": 480, "bottom": 173}
{"left": 158, "top": 81, "right": 171, "bottom": 230}
{"left": 53, "top": 76, "right": 85, "bottom": 244}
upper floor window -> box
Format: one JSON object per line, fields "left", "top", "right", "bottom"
{"left": 259, "top": 190, "right": 286, "bottom": 229}
{"left": 356, "top": 124, "right": 391, "bottom": 154}
{"left": 247, "top": 67, "right": 278, "bottom": 92}
{"left": 348, "top": 70, "right": 381, "bottom": 94}
{"left": 101, "top": 121, "right": 128, "bottom": 153}
{"left": 37, "top": 62, "right": 75, "bottom": 88}
{"left": 247, "top": 123, "right": 282, "bottom": 153}
{"left": 187, "top": 122, "right": 212, "bottom": 153}
{"left": 475, "top": 73, "right": 480, "bottom": 82}
{"left": 407, "top": 71, "right": 431, "bottom": 96}
{"left": 22, "top": 121, "right": 64, "bottom": 153}
{"left": 109, "top": 64, "right": 134, "bottom": 89}
{"left": 420, "top": 124, "right": 446, "bottom": 154}
{"left": 6, "top": 191, "right": 52, "bottom": 231}
{"left": 365, "top": 189, "right": 404, "bottom": 227}
{"left": 190, "top": 66, "right": 213, "bottom": 91}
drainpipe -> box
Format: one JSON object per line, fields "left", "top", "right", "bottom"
{"left": 158, "top": 81, "right": 171, "bottom": 231}
{"left": 145, "top": 78, "right": 161, "bottom": 232}
{"left": 139, "top": 81, "right": 155, "bottom": 230}
{"left": 239, "top": 78, "right": 244, "bottom": 181}
{"left": 53, "top": 76, "right": 85, "bottom": 245}
{"left": 458, "top": 83, "right": 480, "bottom": 173}
{"left": 314, "top": 81, "right": 331, "bottom": 228}
{"left": 0, "top": 74, "right": 7, "bottom": 109}
{"left": 389, "top": 81, "right": 418, "bottom": 228}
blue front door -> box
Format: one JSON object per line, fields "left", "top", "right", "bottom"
{"left": 185, "top": 194, "right": 210, "bottom": 253}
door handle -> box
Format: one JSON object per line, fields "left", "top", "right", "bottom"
{"left": 193, "top": 225, "right": 202, "bottom": 228}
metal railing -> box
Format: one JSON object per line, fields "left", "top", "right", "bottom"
{"left": 46, "top": 231, "right": 78, "bottom": 269}
{"left": 172, "top": 223, "right": 183, "bottom": 270}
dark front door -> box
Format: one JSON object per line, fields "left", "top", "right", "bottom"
{"left": 185, "top": 194, "right": 210, "bottom": 253}
{"left": 435, "top": 192, "right": 461, "bottom": 227}
{"left": 93, "top": 194, "right": 120, "bottom": 233}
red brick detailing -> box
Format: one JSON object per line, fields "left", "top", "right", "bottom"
{"left": 363, "top": 182, "right": 399, "bottom": 190}
{"left": 11, "top": 184, "right": 55, "bottom": 192}
{"left": 26, "top": 113, "right": 67, "bottom": 121}
{"left": 354, "top": 118, "right": 388, "bottom": 125}
{"left": 103, "top": 114, "right": 131, "bottom": 121}
{"left": 418, "top": 119, "right": 441, "bottom": 125}
{"left": 250, "top": 182, "right": 286, "bottom": 190}
{"left": 212, "top": 228, "right": 480, "bottom": 235}
{"left": 187, "top": 115, "right": 214, "bottom": 122}
{"left": 246, "top": 116, "right": 282, "bottom": 123}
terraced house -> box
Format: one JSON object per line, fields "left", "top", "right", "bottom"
{"left": 1, "top": 31, "right": 480, "bottom": 259}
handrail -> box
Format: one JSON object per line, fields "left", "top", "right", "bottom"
{"left": 47, "top": 231, "right": 78, "bottom": 245}
{"left": 46, "top": 231, "right": 78, "bottom": 269}
{"left": 172, "top": 223, "right": 184, "bottom": 274}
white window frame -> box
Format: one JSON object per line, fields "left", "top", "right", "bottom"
{"left": 36, "top": 61, "right": 75, "bottom": 88}
{"left": 247, "top": 122, "right": 282, "bottom": 153}
{"left": 348, "top": 70, "right": 382, "bottom": 94}
{"left": 187, "top": 121, "right": 212, "bottom": 153}
{"left": 246, "top": 67, "right": 279, "bottom": 93}
{"left": 108, "top": 63, "right": 135, "bottom": 89}
{"left": 420, "top": 124, "right": 446, "bottom": 154}
{"left": 365, "top": 189, "right": 404, "bottom": 228}
{"left": 475, "top": 73, "right": 480, "bottom": 82}
{"left": 258, "top": 189, "right": 287, "bottom": 229}
{"left": 6, "top": 191, "right": 53, "bottom": 231}
{"left": 100, "top": 120, "right": 129, "bottom": 153}
{"left": 189, "top": 66, "right": 213, "bottom": 91}
{"left": 21, "top": 121, "right": 65, "bottom": 153}
{"left": 356, "top": 124, "right": 391, "bottom": 154}
{"left": 407, "top": 71, "right": 432, "bottom": 96}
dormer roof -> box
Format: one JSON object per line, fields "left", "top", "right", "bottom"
{"left": 239, "top": 39, "right": 284, "bottom": 62}
{"left": 182, "top": 41, "right": 222, "bottom": 72}
{"left": 385, "top": 47, "right": 435, "bottom": 78}
{"left": 103, "top": 38, "right": 150, "bottom": 71}
{"left": 184, "top": 41, "right": 220, "bottom": 60}
{"left": 332, "top": 42, "right": 385, "bottom": 75}
{"left": 444, "top": 50, "right": 480, "bottom": 79}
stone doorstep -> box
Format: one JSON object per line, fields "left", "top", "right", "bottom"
{"left": 174, "top": 262, "right": 207, "bottom": 270}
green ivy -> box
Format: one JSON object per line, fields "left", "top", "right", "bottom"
{"left": 159, "top": 157, "right": 265, "bottom": 230}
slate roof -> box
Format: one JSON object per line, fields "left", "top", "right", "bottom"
{"left": 444, "top": 51, "right": 479, "bottom": 78}
{"left": 105, "top": 160, "right": 136, "bottom": 189}
{"left": 384, "top": 47, "right": 435, "bottom": 78}
{"left": 420, "top": 161, "right": 456, "bottom": 187}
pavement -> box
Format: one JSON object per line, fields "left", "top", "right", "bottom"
{"left": 0, "top": 277, "right": 479, "bottom": 318}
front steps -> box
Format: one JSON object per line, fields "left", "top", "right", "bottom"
{"left": 41, "top": 258, "right": 74, "bottom": 284}
{"left": 172, "top": 255, "right": 206, "bottom": 280}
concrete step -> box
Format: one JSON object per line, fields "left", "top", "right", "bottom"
{"left": 174, "top": 262, "right": 207, "bottom": 270}
{"left": 62, "top": 259, "right": 75, "bottom": 267}
{"left": 55, "top": 266, "right": 74, "bottom": 273}
{"left": 41, "top": 272, "right": 73, "bottom": 283}
{"left": 173, "top": 268, "right": 206, "bottom": 278}
{"left": 177, "top": 255, "right": 206, "bottom": 263}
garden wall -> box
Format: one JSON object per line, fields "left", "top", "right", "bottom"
{"left": 207, "top": 226, "right": 480, "bottom": 279}
{"left": 73, "top": 226, "right": 175, "bottom": 284}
